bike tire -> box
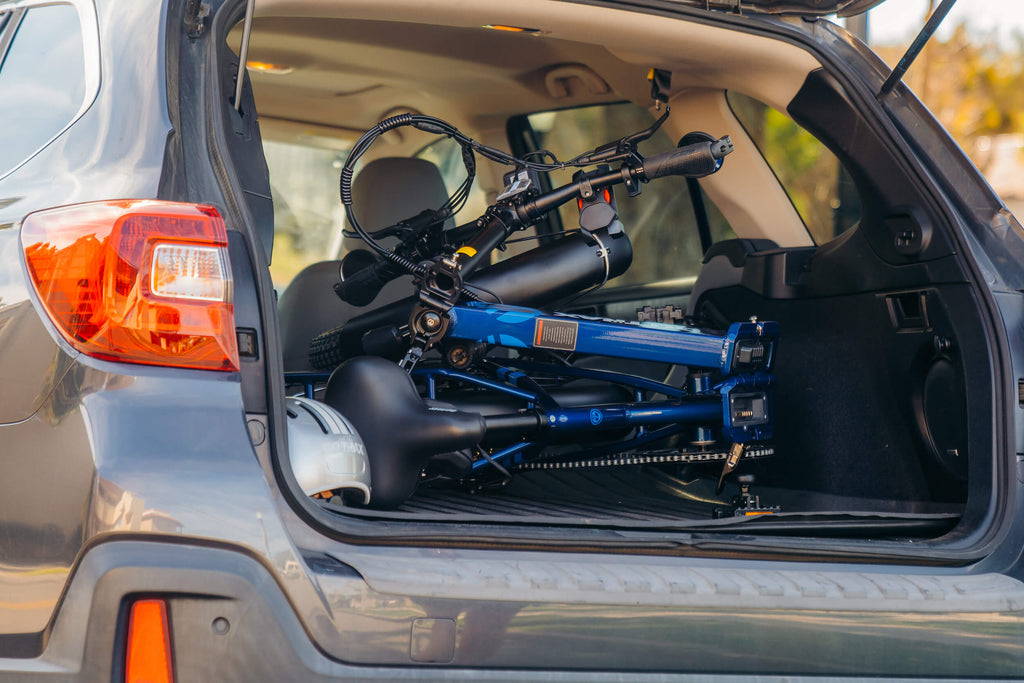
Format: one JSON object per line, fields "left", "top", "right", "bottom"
{"left": 309, "top": 324, "right": 349, "bottom": 370}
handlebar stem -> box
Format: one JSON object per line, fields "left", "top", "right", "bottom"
{"left": 457, "top": 209, "right": 517, "bottom": 279}
{"left": 515, "top": 166, "right": 634, "bottom": 223}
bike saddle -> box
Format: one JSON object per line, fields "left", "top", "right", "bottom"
{"left": 323, "top": 356, "right": 486, "bottom": 508}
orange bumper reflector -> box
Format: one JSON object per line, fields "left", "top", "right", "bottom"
{"left": 125, "top": 599, "right": 174, "bottom": 683}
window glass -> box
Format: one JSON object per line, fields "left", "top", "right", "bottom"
{"left": 415, "top": 137, "right": 489, "bottom": 223}
{"left": 527, "top": 103, "right": 734, "bottom": 287}
{"left": 728, "top": 92, "right": 860, "bottom": 244}
{"left": 0, "top": 5, "right": 85, "bottom": 175}
{"left": 264, "top": 139, "right": 350, "bottom": 290}
{"left": 418, "top": 136, "right": 529, "bottom": 259}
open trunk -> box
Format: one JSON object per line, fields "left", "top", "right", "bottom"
{"left": 222, "top": 0, "right": 1006, "bottom": 555}
{"left": 346, "top": 467, "right": 962, "bottom": 538}
{"left": 304, "top": 270, "right": 978, "bottom": 538}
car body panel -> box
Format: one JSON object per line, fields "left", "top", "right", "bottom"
{"left": 1, "top": 0, "right": 1022, "bottom": 678}
{"left": 11, "top": 539, "right": 1021, "bottom": 682}
{"left": 0, "top": 0, "right": 304, "bottom": 652}
{"left": 292, "top": 548, "right": 1024, "bottom": 674}
{"left": 0, "top": 0, "right": 168, "bottom": 640}
{"left": 0, "top": 0, "right": 102, "bottom": 183}
{"left": 6, "top": 538, "right": 1024, "bottom": 677}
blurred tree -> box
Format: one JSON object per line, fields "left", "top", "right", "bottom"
{"left": 730, "top": 93, "right": 855, "bottom": 245}
{"left": 877, "top": 19, "right": 1024, "bottom": 173}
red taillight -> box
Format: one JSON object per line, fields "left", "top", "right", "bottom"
{"left": 125, "top": 599, "right": 174, "bottom": 683}
{"left": 21, "top": 200, "right": 239, "bottom": 371}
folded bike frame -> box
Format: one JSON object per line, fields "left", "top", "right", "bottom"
{"left": 414, "top": 302, "right": 779, "bottom": 471}
{"left": 446, "top": 303, "right": 777, "bottom": 376}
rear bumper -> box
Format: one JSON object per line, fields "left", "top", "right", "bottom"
{"left": 0, "top": 539, "right": 763, "bottom": 682}
{"left": 7, "top": 539, "right": 1024, "bottom": 682}
{"left": 0, "top": 540, "right": 394, "bottom": 681}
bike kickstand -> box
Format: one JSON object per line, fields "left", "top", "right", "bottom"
{"left": 716, "top": 442, "right": 745, "bottom": 494}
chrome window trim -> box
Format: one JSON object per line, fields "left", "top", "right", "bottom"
{"left": 0, "top": 0, "right": 101, "bottom": 181}
{"left": 0, "top": 10, "right": 26, "bottom": 67}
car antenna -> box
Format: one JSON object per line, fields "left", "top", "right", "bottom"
{"left": 877, "top": 0, "right": 955, "bottom": 99}
{"left": 234, "top": 0, "right": 256, "bottom": 112}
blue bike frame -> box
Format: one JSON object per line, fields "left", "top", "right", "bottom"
{"left": 410, "top": 303, "right": 779, "bottom": 471}
{"left": 445, "top": 302, "right": 778, "bottom": 377}
{"left": 292, "top": 302, "right": 780, "bottom": 473}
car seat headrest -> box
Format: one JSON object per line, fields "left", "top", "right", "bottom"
{"left": 351, "top": 157, "right": 453, "bottom": 237}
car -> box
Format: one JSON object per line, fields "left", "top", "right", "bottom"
{"left": 2, "top": 0, "right": 1024, "bottom": 679}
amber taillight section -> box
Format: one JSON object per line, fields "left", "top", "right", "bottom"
{"left": 21, "top": 200, "right": 239, "bottom": 371}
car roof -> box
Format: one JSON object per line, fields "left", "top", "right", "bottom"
{"left": 236, "top": 0, "right": 824, "bottom": 135}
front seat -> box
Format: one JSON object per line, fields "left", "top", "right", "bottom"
{"left": 277, "top": 157, "right": 452, "bottom": 372}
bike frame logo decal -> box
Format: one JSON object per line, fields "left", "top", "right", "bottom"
{"left": 590, "top": 409, "right": 603, "bottom": 425}
{"left": 534, "top": 318, "right": 578, "bottom": 352}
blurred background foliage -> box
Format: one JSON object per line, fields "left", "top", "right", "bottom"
{"left": 867, "top": 2, "right": 1024, "bottom": 219}
{"left": 876, "top": 22, "right": 1024, "bottom": 160}
{"left": 736, "top": 6, "right": 1024, "bottom": 244}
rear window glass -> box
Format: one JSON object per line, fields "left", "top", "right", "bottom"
{"left": 728, "top": 92, "right": 860, "bottom": 244}
{"left": 415, "top": 137, "right": 489, "bottom": 228}
{"left": 0, "top": 5, "right": 86, "bottom": 176}
{"left": 527, "top": 103, "right": 735, "bottom": 287}
{"left": 264, "top": 139, "right": 351, "bottom": 290}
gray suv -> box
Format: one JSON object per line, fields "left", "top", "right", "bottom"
{"left": 3, "top": 0, "right": 1024, "bottom": 680}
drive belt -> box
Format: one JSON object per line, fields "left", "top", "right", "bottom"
{"left": 511, "top": 444, "right": 774, "bottom": 471}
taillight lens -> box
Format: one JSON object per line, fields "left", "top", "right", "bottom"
{"left": 21, "top": 200, "right": 239, "bottom": 371}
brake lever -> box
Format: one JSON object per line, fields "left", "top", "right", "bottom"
{"left": 574, "top": 107, "right": 671, "bottom": 166}
{"left": 623, "top": 106, "right": 670, "bottom": 146}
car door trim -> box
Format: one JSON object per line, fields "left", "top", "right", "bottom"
{"left": 0, "top": 0, "right": 101, "bottom": 181}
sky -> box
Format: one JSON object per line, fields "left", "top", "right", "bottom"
{"left": 864, "top": 1, "right": 1024, "bottom": 46}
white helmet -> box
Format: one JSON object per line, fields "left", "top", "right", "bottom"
{"left": 286, "top": 397, "right": 371, "bottom": 504}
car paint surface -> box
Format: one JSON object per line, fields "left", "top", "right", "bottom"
{"left": 1, "top": 0, "right": 1024, "bottom": 678}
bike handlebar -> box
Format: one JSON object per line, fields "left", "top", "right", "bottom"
{"left": 336, "top": 134, "right": 734, "bottom": 303}
{"left": 517, "top": 135, "right": 733, "bottom": 224}
{"left": 640, "top": 136, "right": 733, "bottom": 181}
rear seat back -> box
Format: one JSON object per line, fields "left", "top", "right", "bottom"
{"left": 278, "top": 157, "right": 451, "bottom": 371}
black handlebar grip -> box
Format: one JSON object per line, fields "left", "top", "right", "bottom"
{"left": 334, "top": 249, "right": 404, "bottom": 307}
{"left": 640, "top": 136, "right": 733, "bottom": 181}
{"left": 333, "top": 268, "right": 383, "bottom": 307}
